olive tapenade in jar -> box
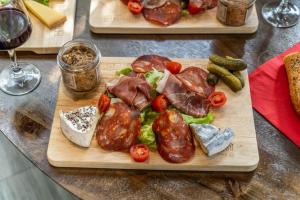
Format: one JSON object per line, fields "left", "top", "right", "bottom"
{"left": 217, "top": 0, "right": 256, "bottom": 26}
{"left": 57, "top": 39, "right": 101, "bottom": 92}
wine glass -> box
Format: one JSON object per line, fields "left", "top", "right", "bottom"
{"left": 0, "top": 0, "right": 41, "bottom": 95}
{"left": 262, "top": 0, "right": 300, "bottom": 28}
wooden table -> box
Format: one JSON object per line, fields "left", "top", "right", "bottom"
{"left": 0, "top": 0, "right": 299, "bottom": 199}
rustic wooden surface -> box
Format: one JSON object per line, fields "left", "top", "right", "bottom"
{"left": 48, "top": 58, "right": 259, "bottom": 171}
{"left": 18, "top": 0, "right": 76, "bottom": 54}
{"left": 0, "top": 0, "right": 300, "bottom": 199}
{"left": 89, "top": 0, "right": 258, "bottom": 34}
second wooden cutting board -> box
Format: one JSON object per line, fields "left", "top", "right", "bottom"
{"left": 47, "top": 57, "right": 259, "bottom": 172}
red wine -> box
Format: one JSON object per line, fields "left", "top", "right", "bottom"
{"left": 0, "top": 8, "right": 32, "bottom": 50}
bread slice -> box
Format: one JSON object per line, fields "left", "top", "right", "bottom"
{"left": 283, "top": 52, "right": 300, "bottom": 115}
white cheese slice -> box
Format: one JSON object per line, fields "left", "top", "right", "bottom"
{"left": 60, "top": 106, "right": 100, "bottom": 147}
{"left": 190, "top": 124, "right": 234, "bottom": 156}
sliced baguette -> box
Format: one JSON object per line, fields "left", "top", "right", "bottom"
{"left": 284, "top": 52, "right": 300, "bottom": 115}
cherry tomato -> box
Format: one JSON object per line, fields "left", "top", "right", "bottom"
{"left": 166, "top": 61, "right": 182, "bottom": 74}
{"left": 98, "top": 94, "right": 111, "bottom": 113}
{"left": 152, "top": 94, "right": 168, "bottom": 112}
{"left": 208, "top": 91, "right": 227, "bottom": 108}
{"left": 130, "top": 144, "right": 149, "bottom": 162}
{"left": 128, "top": 0, "right": 144, "bottom": 14}
{"left": 188, "top": 0, "right": 206, "bottom": 15}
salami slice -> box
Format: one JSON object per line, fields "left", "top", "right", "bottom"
{"left": 143, "top": 1, "right": 182, "bottom": 26}
{"left": 203, "top": 0, "right": 218, "bottom": 9}
{"left": 131, "top": 55, "right": 171, "bottom": 73}
{"left": 176, "top": 67, "right": 215, "bottom": 97}
{"left": 96, "top": 100, "right": 141, "bottom": 151}
{"left": 152, "top": 110, "right": 195, "bottom": 163}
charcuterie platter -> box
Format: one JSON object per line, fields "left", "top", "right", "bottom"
{"left": 47, "top": 56, "right": 259, "bottom": 172}
{"left": 89, "top": 0, "right": 259, "bottom": 34}
{"left": 17, "top": 0, "right": 76, "bottom": 54}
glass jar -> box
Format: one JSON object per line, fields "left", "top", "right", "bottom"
{"left": 217, "top": 0, "right": 256, "bottom": 26}
{"left": 57, "top": 39, "right": 101, "bottom": 92}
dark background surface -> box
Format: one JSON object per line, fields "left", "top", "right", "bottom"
{"left": 0, "top": 0, "right": 300, "bottom": 199}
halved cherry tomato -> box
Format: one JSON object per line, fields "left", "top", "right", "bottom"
{"left": 130, "top": 144, "right": 149, "bottom": 162}
{"left": 166, "top": 61, "right": 182, "bottom": 74}
{"left": 152, "top": 94, "right": 168, "bottom": 112}
{"left": 208, "top": 91, "right": 227, "bottom": 108}
{"left": 188, "top": 0, "right": 206, "bottom": 15}
{"left": 128, "top": 0, "right": 144, "bottom": 15}
{"left": 98, "top": 94, "right": 111, "bottom": 113}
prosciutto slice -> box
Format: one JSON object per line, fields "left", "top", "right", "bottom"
{"left": 107, "top": 76, "right": 152, "bottom": 110}
{"left": 157, "top": 69, "right": 211, "bottom": 117}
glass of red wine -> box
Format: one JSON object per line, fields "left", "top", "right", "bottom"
{"left": 0, "top": 0, "right": 41, "bottom": 95}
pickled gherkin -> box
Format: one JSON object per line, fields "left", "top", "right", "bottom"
{"left": 209, "top": 55, "right": 247, "bottom": 71}
{"left": 207, "top": 63, "right": 242, "bottom": 92}
{"left": 232, "top": 71, "right": 245, "bottom": 88}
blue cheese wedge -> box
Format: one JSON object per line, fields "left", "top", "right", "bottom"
{"left": 60, "top": 106, "right": 100, "bottom": 147}
{"left": 190, "top": 124, "right": 234, "bottom": 156}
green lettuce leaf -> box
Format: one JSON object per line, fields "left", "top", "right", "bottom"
{"left": 34, "top": 0, "right": 49, "bottom": 6}
{"left": 181, "top": 112, "right": 214, "bottom": 124}
{"left": 144, "top": 69, "right": 164, "bottom": 88}
{"left": 139, "top": 107, "right": 159, "bottom": 150}
{"left": 116, "top": 67, "right": 132, "bottom": 76}
{"left": 139, "top": 125, "right": 156, "bottom": 150}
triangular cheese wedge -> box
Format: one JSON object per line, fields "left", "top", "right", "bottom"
{"left": 24, "top": 0, "right": 66, "bottom": 29}
{"left": 60, "top": 106, "right": 100, "bottom": 147}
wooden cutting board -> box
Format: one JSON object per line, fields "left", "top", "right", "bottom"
{"left": 89, "top": 0, "right": 259, "bottom": 34}
{"left": 17, "top": 0, "right": 76, "bottom": 54}
{"left": 47, "top": 57, "right": 259, "bottom": 172}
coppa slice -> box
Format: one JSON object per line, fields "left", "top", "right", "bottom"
{"left": 152, "top": 110, "right": 195, "bottom": 163}
{"left": 96, "top": 100, "right": 141, "bottom": 151}
{"left": 131, "top": 55, "right": 171, "bottom": 73}
{"left": 143, "top": 1, "right": 182, "bottom": 26}
{"left": 157, "top": 70, "right": 210, "bottom": 117}
{"left": 176, "top": 67, "right": 215, "bottom": 97}
{"left": 107, "top": 75, "right": 152, "bottom": 110}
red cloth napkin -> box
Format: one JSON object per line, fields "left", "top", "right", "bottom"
{"left": 249, "top": 42, "right": 300, "bottom": 147}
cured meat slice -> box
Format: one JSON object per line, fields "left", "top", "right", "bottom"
{"left": 131, "top": 55, "right": 171, "bottom": 73}
{"left": 176, "top": 67, "right": 215, "bottom": 97}
{"left": 157, "top": 70, "right": 210, "bottom": 117}
{"left": 143, "top": 1, "right": 182, "bottom": 26}
{"left": 107, "top": 76, "right": 152, "bottom": 110}
{"left": 96, "top": 100, "right": 141, "bottom": 151}
{"left": 203, "top": 0, "right": 218, "bottom": 9}
{"left": 152, "top": 110, "right": 195, "bottom": 163}
{"left": 143, "top": 0, "right": 168, "bottom": 9}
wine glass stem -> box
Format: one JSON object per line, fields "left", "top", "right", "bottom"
{"left": 7, "top": 49, "right": 25, "bottom": 85}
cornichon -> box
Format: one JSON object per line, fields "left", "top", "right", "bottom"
{"left": 232, "top": 71, "right": 245, "bottom": 88}
{"left": 209, "top": 55, "right": 247, "bottom": 71}
{"left": 207, "top": 63, "right": 242, "bottom": 92}
{"left": 206, "top": 73, "right": 219, "bottom": 86}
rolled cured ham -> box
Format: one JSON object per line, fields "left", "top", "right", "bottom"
{"left": 96, "top": 100, "right": 141, "bottom": 151}
{"left": 107, "top": 75, "right": 152, "bottom": 110}
{"left": 152, "top": 110, "right": 195, "bottom": 163}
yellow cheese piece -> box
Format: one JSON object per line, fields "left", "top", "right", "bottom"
{"left": 24, "top": 0, "right": 67, "bottom": 29}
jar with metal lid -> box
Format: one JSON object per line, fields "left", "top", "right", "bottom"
{"left": 57, "top": 39, "right": 101, "bottom": 92}
{"left": 217, "top": 0, "right": 256, "bottom": 26}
